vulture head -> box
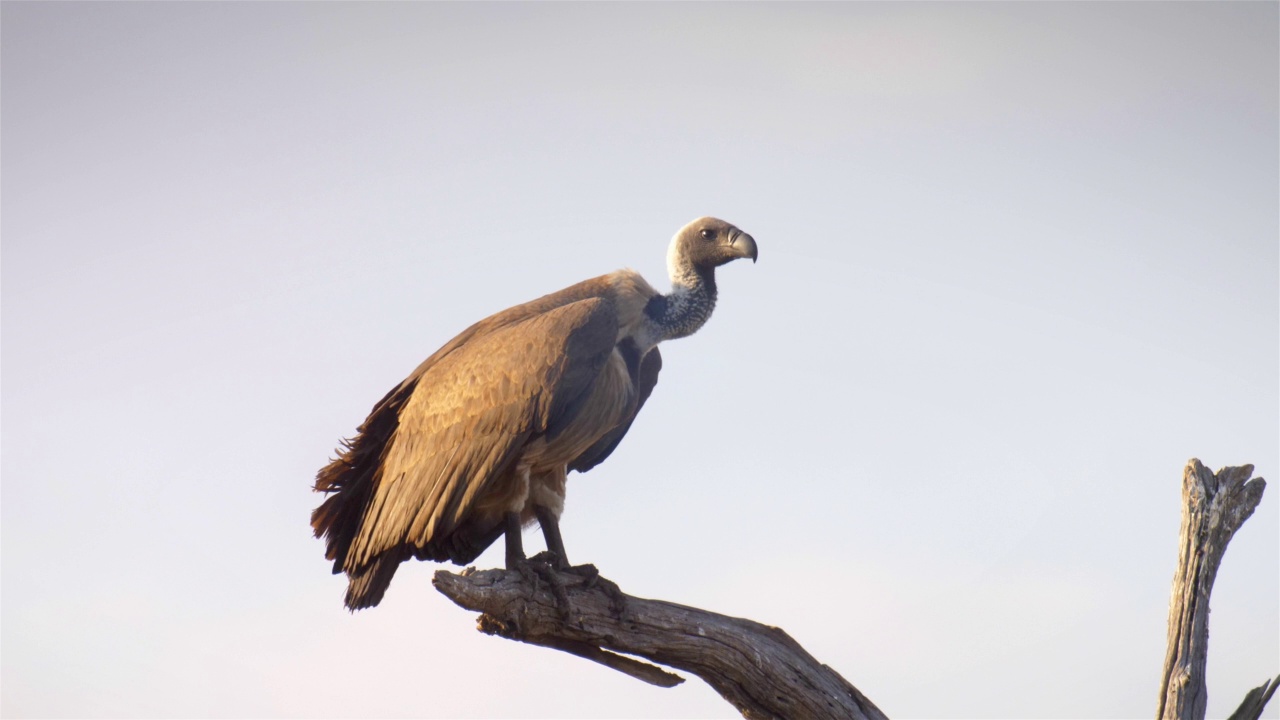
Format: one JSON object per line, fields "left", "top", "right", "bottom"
{"left": 667, "top": 216, "right": 758, "bottom": 285}
{"left": 652, "top": 216, "right": 757, "bottom": 341}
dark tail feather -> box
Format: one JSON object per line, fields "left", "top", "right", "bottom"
{"left": 311, "top": 445, "right": 375, "bottom": 573}
{"left": 312, "top": 376, "right": 422, "bottom": 575}
{"left": 344, "top": 547, "right": 409, "bottom": 610}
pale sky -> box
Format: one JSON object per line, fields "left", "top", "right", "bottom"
{"left": 2, "top": 2, "right": 1277, "bottom": 719}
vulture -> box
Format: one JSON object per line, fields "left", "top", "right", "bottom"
{"left": 312, "top": 217, "right": 758, "bottom": 610}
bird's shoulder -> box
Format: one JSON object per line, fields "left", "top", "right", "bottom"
{"left": 399, "top": 270, "right": 658, "bottom": 384}
{"left": 484, "top": 269, "right": 658, "bottom": 331}
{"left": 598, "top": 269, "right": 660, "bottom": 345}
{"left": 395, "top": 271, "right": 655, "bottom": 417}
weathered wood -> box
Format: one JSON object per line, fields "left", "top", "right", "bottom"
{"left": 1228, "top": 675, "right": 1280, "bottom": 720}
{"left": 1156, "top": 459, "right": 1269, "bottom": 720}
{"left": 433, "top": 566, "right": 888, "bottom": 720}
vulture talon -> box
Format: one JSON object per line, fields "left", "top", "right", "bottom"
{"left": 527, "top": 560, "right": 573, "bottom": 619}
{"left": 510, "top": 559, "right": 542, "bottom": 601}
{"left": 311, "top": 218, "right": 758, "bottom": 611}
{"left": 563, "top": 563, "right": 627, "bottom": 618}
{"left": 528, "top": 550, "right": 562, "bottom": 568}
{"left": 565, "top": 562, "right": 601, "bottom": 587}
{"left": 598, "top": 577, "right": 630, "bottom": 619}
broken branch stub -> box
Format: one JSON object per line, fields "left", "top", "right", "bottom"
{"left": 1157, "top": 459, "right": 1269, "bottom": 720}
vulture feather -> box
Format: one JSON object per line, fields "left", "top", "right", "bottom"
{"left": 312, "top": 217, "right": 757, "bottom": 609}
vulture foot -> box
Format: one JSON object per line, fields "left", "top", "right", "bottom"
{"left": 559, "top": 562, "right": 628, "bottom": 619}
{"left": 592, "top": 574, "right": 629, "bottom": 619}
{"left": 528, "top": 550, "right": 566, "bottom": 569}
{"left": 512, "top": 556, "right": 573, "bottom": 619}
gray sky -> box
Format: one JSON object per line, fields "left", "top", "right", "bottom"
{"left": 2, "top": 2, "right": 1276, "bottom": 718}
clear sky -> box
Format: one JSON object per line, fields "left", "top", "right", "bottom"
{"left": 2, "top": 2, "right": 1276, "bottom": 718}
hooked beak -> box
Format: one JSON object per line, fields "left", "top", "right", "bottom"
{"left": 728, "top": 230, "right": 758, "bottom": 263}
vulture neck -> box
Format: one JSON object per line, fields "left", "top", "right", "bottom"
{"left": 652, "top": 256, "right": 717, "bottom": 342}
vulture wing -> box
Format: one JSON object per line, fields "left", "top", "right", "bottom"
{"left": 568, "top": 347, "right": 661, "bottom": 473}
{"left": 342, "top": 297, "right": 619, "bottom": 576}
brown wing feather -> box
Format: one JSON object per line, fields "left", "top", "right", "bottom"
{"left": 313, "top": 272, "right": 655, "bottom": 610}
{"left": 358, "top": 298, "right": 617, "bottom": 560}
{"left": 312, "top": 275, "right": 620, "bottom": 563}
{"left": 568, "top": 347, "right": 661, "bottom": 473}
{"left": 323, "top": 298, "right": 618, "bottom": 608}
{"left": 400, "top": 274, "right": 623, "bottom": 379}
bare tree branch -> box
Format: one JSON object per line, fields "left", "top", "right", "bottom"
{"left": 433, "top": 566, "right": 888, "bottom": 720}
{"left": 1228, "top": 675, "right": 1280, "bottom": 720}
{"left": 1157, "top": 459, "right": 1269, "bottom": 720}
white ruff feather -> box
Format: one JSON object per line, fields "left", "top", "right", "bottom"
{"left": 667, "top": 233, "right": 701, "bottom": 291}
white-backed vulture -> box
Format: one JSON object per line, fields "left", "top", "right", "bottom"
{"left": 312, "top": 217, "right": 758, "bottom": 609}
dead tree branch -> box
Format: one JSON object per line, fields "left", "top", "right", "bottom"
{"left": 1228, "top": 675, "right": 1280, "bottom": 720}
{"left": 433, "top": 565, "right": 887, "bottom": 720}
{"left": 1157, "top": 459, "right": 1270, "bottom": 720}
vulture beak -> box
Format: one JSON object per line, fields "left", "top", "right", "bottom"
{"left": 728, "top": 231, "right": 758, "bottom": 263}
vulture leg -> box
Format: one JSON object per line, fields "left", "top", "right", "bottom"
{"left": 504, "top": 512, "right": 526, "bottom": 569}
{"left": 532, "top": 505, "right": 627, "bottom": 617}
{"left": 534, "top": 504, "right": 570, "bottom": 569}
{"left": 506, "top": 509, "right": 572, "bottom": 616}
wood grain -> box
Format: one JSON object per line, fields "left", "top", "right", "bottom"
{"left": 1157, "top": 459, "right": 1268, "bottom": 720}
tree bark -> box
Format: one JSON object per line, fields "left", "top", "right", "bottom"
{"left": 433, "top": 566, "right": 887, "bottom": 720}
{"left": 1156, "top": 459, "right": 1269, "bottom": 720}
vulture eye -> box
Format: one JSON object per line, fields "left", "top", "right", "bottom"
{"left": 699, "top": 229, "right": 714, "bottom": 240}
